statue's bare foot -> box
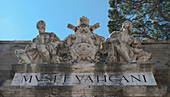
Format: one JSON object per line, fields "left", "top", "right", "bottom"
{"left": 130, "top": 60, "right": 137, "bottom": 63}
{"left": 106, "top": 56, "right": 117, "bottom": 63}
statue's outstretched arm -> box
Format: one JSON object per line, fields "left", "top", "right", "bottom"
{"left": 67, "top": 24, "right": 76, "bottom": 32}
{"left": 90, "top": 23, "right": 100, "bottom": 31}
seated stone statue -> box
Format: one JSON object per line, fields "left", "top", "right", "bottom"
{"left": 105, "top": 20, "right": 151, "bottom": 63}
{"left": 15, "top": 20, "right": 61, "bottom": 64}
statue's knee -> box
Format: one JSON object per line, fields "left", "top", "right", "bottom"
{"left": 38, "top": 45, "right": 47, "bottom": 52}
{"left": 14, "top": 49, "right": 25, "bottom": 56}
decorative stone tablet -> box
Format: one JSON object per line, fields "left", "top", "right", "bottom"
{"left": 11, "top": 72, "right": 156, "bottom": 86}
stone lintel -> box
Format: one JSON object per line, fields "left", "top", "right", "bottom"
{"left": 11, "top": 63, "right": 156, "bottom": 73}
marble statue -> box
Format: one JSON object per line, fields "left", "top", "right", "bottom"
{"left": 14, "top": 18, "right": 151, "bottom": 64}
{"left": 64, "top": 16, "right": 105, "bottom": 63}
{"left": 105, "top": 20, "right": 151, "bottom": 63}
{"left": 14, "top": 20, "right": 61, "bottom": 64}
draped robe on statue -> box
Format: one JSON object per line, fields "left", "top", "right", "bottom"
{"left": 16, "top": 32, "right": 61, "bottom": 64}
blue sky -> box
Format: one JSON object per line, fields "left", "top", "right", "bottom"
{"left": 0, "top": 0, "right": 110, "bottom": 40}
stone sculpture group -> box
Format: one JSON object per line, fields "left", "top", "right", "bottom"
{"left": 15, "top": 16, "right": 151, "bottom": 64}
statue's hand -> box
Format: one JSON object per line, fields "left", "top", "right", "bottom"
{"left": 25, "top": 43, "right": 36, "bottom": 51}
{"left": 31, "top": 43, "right": 37, "bottom": 48}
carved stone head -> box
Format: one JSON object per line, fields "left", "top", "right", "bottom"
{"left": 36, "top": 20, "right": 46, "bottom": 34}
{"left": 78, "top": 16, "right": 89, "bottom": 27}
{"left": 122, "top": 20, "right": 133, "bottom": 33}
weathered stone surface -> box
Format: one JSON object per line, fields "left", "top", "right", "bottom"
{"left": 0, "top": 63, "right": 164, "bottom": 96}
{"left": 0, "top": 64, "right": 13, "bottom": 86}
{"left": 11, "top": 63, "right": 156, "bottom": 73}
{"left": 0, "top": 86, "right": 166, "bottom": 97}
{"left": 0, "top": 41, "right": 29, "bottom": 64}
{"left": 0, "top": 40, "right": 169, "bottom": 67}
{"left": 0, "top": 63, "right": 166, "bottom": 96}
{"left": 0, "top": 41, "right": 169, "bottom": 96}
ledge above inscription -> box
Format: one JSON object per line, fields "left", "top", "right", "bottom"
{"left": 11, "top": 63, "right": 156, "bottom": 73}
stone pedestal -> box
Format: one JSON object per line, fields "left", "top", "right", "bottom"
{"left": 0, "top": 63, "right": 167, "bottom": 97}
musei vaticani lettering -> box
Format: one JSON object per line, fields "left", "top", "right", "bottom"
{"left": 12, "top": 72, "right": 156, "bottom": 86}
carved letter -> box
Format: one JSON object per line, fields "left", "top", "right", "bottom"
{"left": 75, "top": 75, "right": 84, "bottom": 83}
{"left": 122, "top": 76, "right": 129, "bottom": 82}
{"left": 84, "top": 76, "right": 93, "bottom": 83}
{"left": 35, "top": 75, "right": 43, "bottom": 82}
{"left": 21, "top": 75, "right": 32, "bottom": 83}
{"left": 97, "top": 75, "right": 107, "bottom": 82}
{"left": 143, "top": 75, "right": 147, "bottom": 82}
{"left": 131, "top": 75, "right": 141, "bottom": 82}
{"left": 63, "top": 74, "right": 67, "bottom": 83}
{"left": 54, "top": 75, "right": 57, "bottom": 82}
{"left": 44, "top": 75, "right": 52, "bottom": 82}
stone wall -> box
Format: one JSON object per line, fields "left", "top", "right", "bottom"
{"left": 141, "top": 40, "right": 170, "bottom": 97}
{"left": 0, "top": 41, "right": 29, "bottom": 64}
{"left": 0, "top": 40, "right": 169, "bottom": 96}
{"left": 0, "top": 41, "right": 29, "bottom": 89}
{"left": 141, "top": 40, "right": 170, "bottom": 68}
